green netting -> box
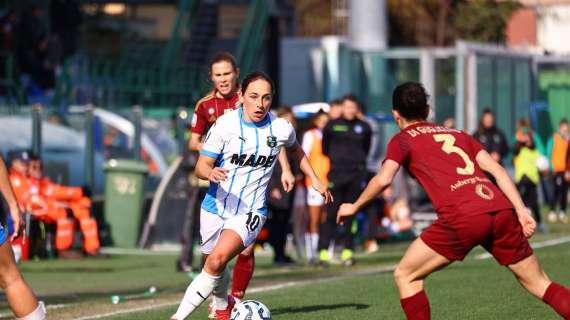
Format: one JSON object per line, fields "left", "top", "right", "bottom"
{"left": 538, "top": 68, "right": 570, "bottom": 132}
{"left": 346, "top": 52, "right": 419, "bottom": 114}
{"left": 476, "top": 55, "right": 494, "bottom": 118}
{"left": 434, "top": 57, "right": 456, "bottom": 124}
{"left": 476, "top": 56, "right": 533, "bottom": 139}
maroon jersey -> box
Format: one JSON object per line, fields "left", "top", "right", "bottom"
{"left": 384, "top": 122, "right": 513, "bottom": 217}
{"left": 190, "top": 91, "right": 240, "bottom": 135}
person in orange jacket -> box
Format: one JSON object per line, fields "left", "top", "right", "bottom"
{"left": 28, "top": 155, "right": 100, "bottom": 256}
{"left": 7, "top": 150, "right": 32, "bottom": 209}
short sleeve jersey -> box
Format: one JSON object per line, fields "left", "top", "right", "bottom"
{"left": 384, "top": 122, "right": 513, "bottom": 217}
{"left": 199, "top": 108, "right": 297, "bottom": 217}
{"left": 190, "top": 91, "right": 240, "bottom": 136}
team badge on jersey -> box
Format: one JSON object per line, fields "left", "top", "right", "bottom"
{"left": 354, "top": 124, "right": 363, "bottom": 134}
{"left": 267, "top": 135, "right": 277, "bottom": 148}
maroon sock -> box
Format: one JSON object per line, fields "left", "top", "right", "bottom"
{"left": 231, "top": 252, "right": 255, "bottom": 299}
{"left": 543, "top": 282, "right": 570, "bottom": 319}
{"left": 400, "top": 290, "right": 430, "bottom": 320}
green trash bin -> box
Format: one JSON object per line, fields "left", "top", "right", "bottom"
{"left": 104, "top": 159, "right": 148, "bottom": 248}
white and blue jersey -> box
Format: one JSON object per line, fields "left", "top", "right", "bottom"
{"left": 199, "top": 108, "right": 296, "bottom": 218}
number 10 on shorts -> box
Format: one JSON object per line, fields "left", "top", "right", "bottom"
{"left": 245, "top": 212, "right": 261, "bottom": 233}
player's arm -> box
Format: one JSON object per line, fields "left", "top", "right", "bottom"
{"left": 337, "top": 159, "right": 400, "bottom": 224}
{"left": 188, "top": 103, "right": 206, "bottom": 151}
{"left": 195, "top": 155, "right": 228, "bottom": 183}
{"left": 188, "top": 133, "right": 203, "bottom": 151}
{"left": 287, "top": 142, "right": 332, "bottom": 204}
{"left": 0, "top": 156, "right": 24, "bottom": 239}
{"left": 476, "top": 150, "right": 536, "bottom": 237}
{"left": 196, "top": 121, "right": 227, "bottom": 183}
{"left": 278, "top": 149, "right": 295, "bottom": 193}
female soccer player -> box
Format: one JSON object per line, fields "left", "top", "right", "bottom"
{"left": 172, "top": 71, "right": 332, "bottom": 320}
{"left": 338, "top": 82, "right": 570, "bottom": 319}
{"left": 0, "top": 154, "right": 46, "bottom": 319}
{"left": 183, "top": 53, "right": 294, "bottom": 315}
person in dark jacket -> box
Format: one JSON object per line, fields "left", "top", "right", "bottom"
{"left": 473, "top": 109, "right": 509, "bottom": 165}
{"left": 318, "top": 94, "right": 371, "bottom": 266}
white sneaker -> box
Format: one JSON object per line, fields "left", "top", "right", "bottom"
{"left": 548, "top": 211, "right": 558, "bottom": 223}
{"left": 559, "top": 212, "right": 569, "bottom": 224}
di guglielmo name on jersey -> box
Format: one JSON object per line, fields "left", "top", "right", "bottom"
{"left": 230, "top": 153, "right": 277, "bottom": 168}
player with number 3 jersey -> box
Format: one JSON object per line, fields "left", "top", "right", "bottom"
{"left": 337, "top": 82, "right": 570, "bottom": 320}
{"left": 172, "top": 72, "right": 332, "bottom": 320}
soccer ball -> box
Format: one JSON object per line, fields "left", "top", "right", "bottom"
{"left": 536, "top": 155, "right": 550, "bottom": 172}
{"left": 230, "top": 300, "right": 271, "bottom": 320}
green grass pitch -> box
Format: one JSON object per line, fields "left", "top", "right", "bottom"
{"left": 1, "top": 221, "right": 569, "bottom": 319}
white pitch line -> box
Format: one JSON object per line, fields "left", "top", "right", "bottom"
{"left": 99, "top": 248, "right": 179, "bottom": 256}
{"left": 74, "top": 265, "right": 396, "bottom": 320}
{"left": 475, "top": 235, "right": 570, "bottom": 260}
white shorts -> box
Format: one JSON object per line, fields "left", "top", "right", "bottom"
{"left": 200, "top": 209, "right": 267, "bottom": 255}
{"left": 306, "top": 187, "right": 324, "bottom": 206}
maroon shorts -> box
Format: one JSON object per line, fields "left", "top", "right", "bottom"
{"left": 420, "top": 209, "right": 533, "bottom": 265}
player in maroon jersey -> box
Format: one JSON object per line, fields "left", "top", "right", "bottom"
{"left": 186, "top": 52, "right": 294, "bottom": 318}
{"left": 337, "top": 82, "right": 570, "bottom": 319}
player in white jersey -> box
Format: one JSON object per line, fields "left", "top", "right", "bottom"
{"left": 171, "top": 72, "right": 332, "bottom": 320}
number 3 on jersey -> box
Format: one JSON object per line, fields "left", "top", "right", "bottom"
{"left": 433, "top": 134, "right": 475, "bottom": 176}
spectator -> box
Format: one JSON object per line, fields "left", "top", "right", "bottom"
{"left": 267, "top": 106, "right": 298, "bottom": 265}
{"left": 473, "top": 109, "right": 509, "bottom": 165}
{"left": 381, "top": 186, "right": 413, "bottom": 237}
{"left": 27, "top": 154, "right": 101, "bottom": 257}
{"left": 301, "top": 110, "right": 329, "bottom": 264}
{"left": 328, "top": 99, "right": 343, "bottom": 120}
{"left": 513, "top": 122, "right": 547, "bottom": 233}
{"left": 443, "top": 117, "right": 455, "bottom": 129}
{"left": 319, "top": 94, "right": 371, "bottom": 267}
{"left": 547, "top": 119, "right": 569, "bottom": 224}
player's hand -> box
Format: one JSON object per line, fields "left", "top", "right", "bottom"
{"left": 208, "top": 167, "right": 228, "bottom": 183}
{"left": 270, "top": 188, "right": 282, "bottom": 200}
{"left": 517, "top": 210, "right": 536, "bottom": 238}
{"left": 337, "top": 203, "right": 357, "bottom": 225}
{"left": 312, "top": 180, "right": 333, "bottom": 204}
{"left": 281, "top": 170, "right": 295, "bottom": 193}
{"left": 9, "top": 203, "right": 25, "bottom": 241}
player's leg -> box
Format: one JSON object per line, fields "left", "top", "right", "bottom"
{"left": 172, "top": 229, "right": 243, "bottom": 320}
{"left": 173, "top": 211, "right": 227, "bottom": 319}
{"left": 340, "top": 175, "right": 367, "bottom": 265}
{"left": 231, "top": 243, "right": 255, "bottom": 299}
{"left": 508, "top": 254, "right": 570, "bottom": 318}
{"left": 490, "top": 209, "right": 570, "bottom": 318}
{"left": 394, "top": 238, "right": 451, "bottom": 320}
{"left": 0, "top": 240, "right": 45, "bottom": 319}
{"left": 558, "top": 176, "right": 568, "bottom": 223}
{"left": 317, "top": 180, "right": 342, "bottom": 265}
{"left": 549, "top": 173, "right": 563, "bottom": 222}
{"left": 306, "top": 203, "right": 321, "bottom": 263}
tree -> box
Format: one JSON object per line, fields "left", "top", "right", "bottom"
{"left": 388, "top": 0, "right": 520, "bottom": 46}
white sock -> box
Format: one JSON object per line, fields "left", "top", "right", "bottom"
{"left": 212, "top": 267, "right": 230, "bottom": 310}
{"left": 17, "top": 301, "right": 46, "bottom": 320}
{"left": 172, "top": 271, "right": 220, "bottom": 320}
{"left": 304, "top": 233, "right": 313, "bottom": 260}
{"left": 310, "top": 233, "right": 319, "bottom": 259}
